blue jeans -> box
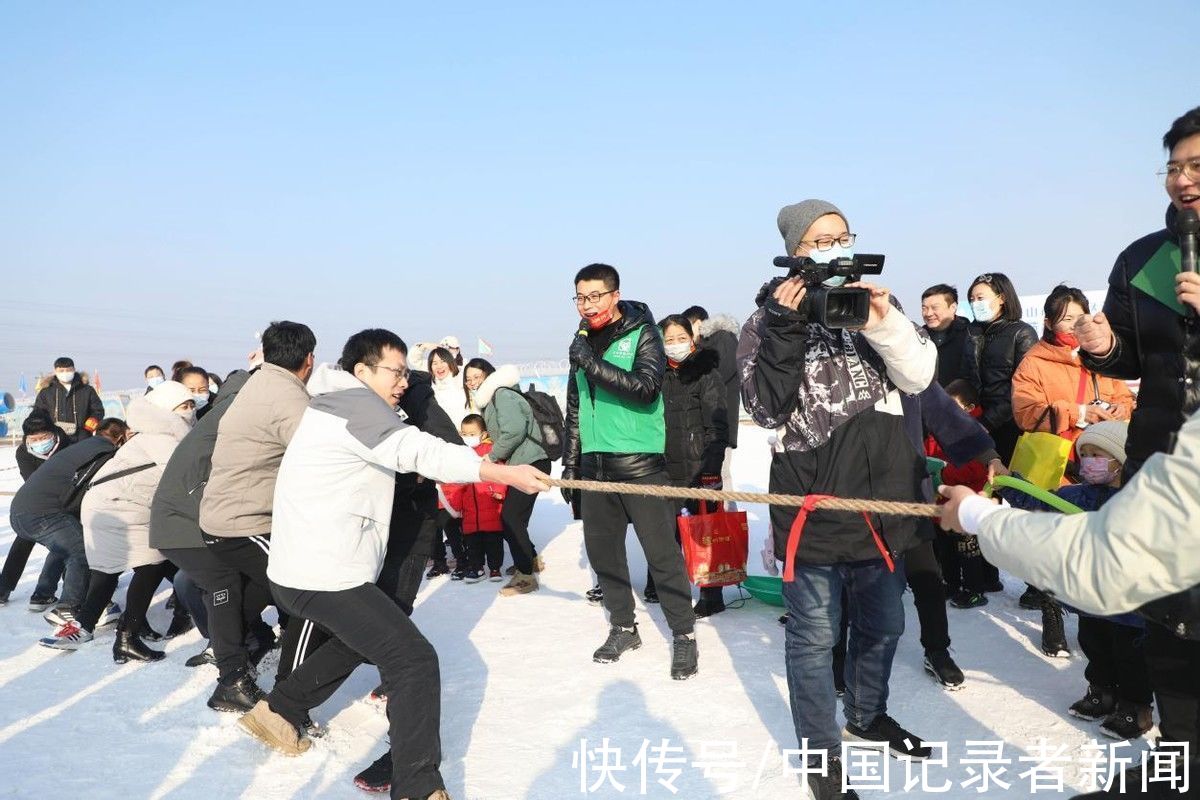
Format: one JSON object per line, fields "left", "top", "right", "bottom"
{"left": 9, "top": 512, "right": 89, "bottom": 609}
{"left": 782, "top": 557, "right": 907, "bottom": 754}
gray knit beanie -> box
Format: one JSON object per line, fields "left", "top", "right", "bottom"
{"left": 777, "top": 200, "right": 847, "bottom": 257}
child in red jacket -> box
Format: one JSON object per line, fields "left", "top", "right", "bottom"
{"left": 928, "top": 380, "right": 993, "bottom": 609}
{"left": 441, "top": 415, "right": 507, "bottom": 582}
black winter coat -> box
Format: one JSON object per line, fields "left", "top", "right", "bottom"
{"left": 563, "top": 300, "right": 668, "bottom": 482}
{"left": 33, "top": 380, "right": 105, "bottom": 442}
{"left": 15, "top": 426, "right": 72, "bottom": 482}
{"left": 10, "top": 435, "right": 116, "bottom": 518}
{"left": 662, "top": 348, "right": 729, "bottom": 486}
{"left": 700, "top": 316, "right": 742, "bottom": 447}
{"left": 923, "top": 316, "right": 973, "bottom": 388}
{"left": 966, "top": 318, "right": 1038, "bottom": 433}
{"left": 393, "top": 371, "right": 462, "bottom": 514}
{"left": 149, "top": 370, "right": 252, "bottom": 550}
{"left": 1082, "top": 205, "right": 1195, "bottom": 469}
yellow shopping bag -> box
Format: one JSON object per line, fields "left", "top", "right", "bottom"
{"left": 1009, "top": 408, "right": 1072, "bottom": 490}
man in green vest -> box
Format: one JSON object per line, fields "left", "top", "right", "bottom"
{"left": 561, "top": 263, "right": 698, "bottom": 680}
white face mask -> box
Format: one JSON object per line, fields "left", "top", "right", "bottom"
{"left": 462, "top": 435, "right": 481, "bottom": 447}
{"left": 664, "top": 342, "right": 694, "bottom": 362}
{"left": 192, "top": 393, "right": 209, "bottom": 410}
{"left": 176, "top": 409, "right": 197, "bottom": 426}
{"left": 147, "top": 375, "right": 165, "bottom": 388}
{"left": 208, "top": 381, "right": 219, "bottom": 395}
{"left": 971, "top": 299, "right": 997, "bottom": 323}
{"left": 56, "top": 371, "right": 75, "bottom": 385}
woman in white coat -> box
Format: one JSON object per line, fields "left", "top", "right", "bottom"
{"left": 428, "top": 346, "right": 469, "bottom": 429}
{"left": 39, "top": 381, "right": 196, "bottom": 662}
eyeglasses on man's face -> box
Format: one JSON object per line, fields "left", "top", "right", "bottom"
{"left": 1158, "top": 158, "right": 1200, "bottom": 184}
{"left": 370, "top": 364, "right": 410, "bottom": 383}
{"left": 800, "top": 233, "right": 857, "bottom": 252}
{"left": 572, "top": 290, "right": 615, "bottom": 306}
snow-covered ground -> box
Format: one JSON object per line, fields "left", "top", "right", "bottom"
{"left": 0, "top": 426, "right": 1156, "bottom": 799}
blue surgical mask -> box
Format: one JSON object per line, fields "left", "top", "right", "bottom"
{"left": 806, "top": 243, "right": 853, "bottom": 286}
{"left": 807, "top": 243, "right": 853, "bottom": 266}
{"left": 147, "top": 376, "right": 165, "bottom": 388}
{"left": 192, "top": 392, "right": 209, "bottom": 410}
{"left": 28, "top": 437, "right": 57, "bottom": 457}
{"left": 971, "top": 300, "right": 997, "bottom": 323}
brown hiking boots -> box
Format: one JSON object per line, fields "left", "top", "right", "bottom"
{"left": 238, "top": 700, "right": 311, "bottom": 756}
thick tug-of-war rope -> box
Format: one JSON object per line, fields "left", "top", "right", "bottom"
{"left": 542, "top": 476, "right": 942, "bottom": 518}
{"left": 3, "top": 480, "right": 946, "bottom": 514}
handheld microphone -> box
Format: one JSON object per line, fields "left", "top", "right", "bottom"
{"left": 1180, "top": 207, "right": 1199, "bottom": 275}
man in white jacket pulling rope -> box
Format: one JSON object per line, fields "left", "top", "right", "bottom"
{"left": 237, "top": 328, "right": 546, "bottom": 800}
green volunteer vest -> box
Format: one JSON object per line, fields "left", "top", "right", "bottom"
{"left": 576, "top": 325, "right": 666, "bottom": 454}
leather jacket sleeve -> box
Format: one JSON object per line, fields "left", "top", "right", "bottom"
{"left": 575, "top": 324, "right": 665, "bottom": 406}
{"left": 561, "top": 365, "right": 581, "bottom": 478}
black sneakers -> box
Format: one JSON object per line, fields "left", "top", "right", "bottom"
{"left": 949, "top": 590, "right": 988, "bottom": 609}
{"left": 353, "top": 751, "right": 391, "bottom": 793}
{"left": 1069, "top": 685, "right": 1117, "bottom": 721}
{"left": 208, "top": 670, "right": 267, "bottom": 713}
{"left": 844, "top": 714, "right": 932, "bottom": 760}
{"left": 805, "top": 756, "right": 859, "bottom": 800}
{"left": 1099, "top": 702, "right": 1153, "bottom": 740}
{"left": 27, "top": 593, "right": 58, "bottom": 612}
{"left": 643, "top": 586, "right": 660, "bottom": 604}
{"left": 670, "top": 634, "right": 698, "bottom": 681}
{"left": 593, "top": 625, "right": 642, "bottom": 663}
{"left": 924, "top": 649, "right": 966, "bottom": 690}
{"left": 425, "top": 562, "right": 450, "bottom": 579}
{"left": 1041, "top": 599, "right": 1071, "bottom": 658}
{"left": 585, "top": 585, "right": 605, "bottom": 605}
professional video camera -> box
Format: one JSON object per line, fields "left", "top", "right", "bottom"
{"left": 771, "top": 253, "right": 885, "bottom": 328}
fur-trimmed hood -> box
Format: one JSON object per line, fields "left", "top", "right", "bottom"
{"left": 474, "top": 364, "right": 520, "bottom": 409}
{"left": 699, "top": 313, "right": 740, "bottom": 338}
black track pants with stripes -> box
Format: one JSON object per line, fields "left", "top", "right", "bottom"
{"left": 203, "top": 533, "right": 329, "bottom": 683}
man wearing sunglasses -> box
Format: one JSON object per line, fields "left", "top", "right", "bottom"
{"left": 1070, "top": 106, "right": 1200, "bottom": 797}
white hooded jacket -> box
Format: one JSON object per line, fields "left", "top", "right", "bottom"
{"left": 83, "top": 394, "right": 191, "bottom": 573}
{"left": 268, "top": 365, "right": 483, "bottom": 592}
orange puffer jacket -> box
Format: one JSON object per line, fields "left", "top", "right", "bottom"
{"left": 1011, "top": 339, "right": 1135, "bottom": 447}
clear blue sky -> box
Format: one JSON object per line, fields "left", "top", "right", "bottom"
{"left": 0, "top": 1, "right": 1192, "bottom": 389}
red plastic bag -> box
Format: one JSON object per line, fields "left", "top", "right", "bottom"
{"left": 679, "top": 503, "right": 749, "bottom": 587}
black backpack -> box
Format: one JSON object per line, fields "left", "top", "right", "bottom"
{"left": 502, "top": 385, "right": 566, "bottom": 462}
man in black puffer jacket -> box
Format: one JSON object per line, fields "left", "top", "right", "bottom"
{"left": 1074, "top": 106, "right": 1200, "bottom": 793}
{"left": 563, "top": 263, "right": 698, "bottom": 681}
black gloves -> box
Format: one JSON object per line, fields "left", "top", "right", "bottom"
{"left": 569, "top": 332, "right": 594, "bottom": 368}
